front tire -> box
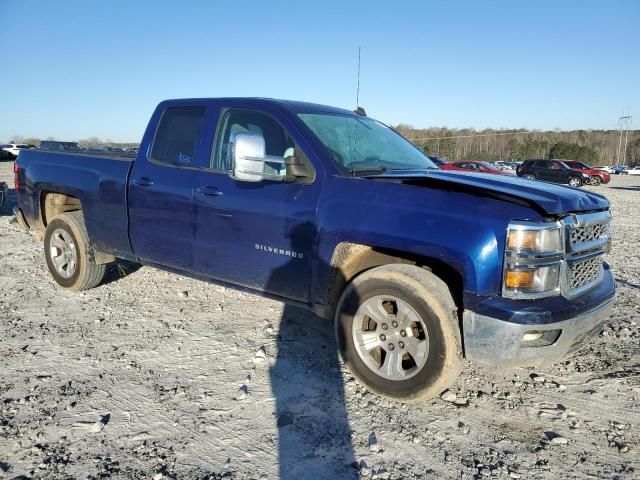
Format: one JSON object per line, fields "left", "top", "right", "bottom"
{"left": 523, "top": 174, "right": 536, "bottom": 180}
{"left": 568, "top": 176, "right": 583, "bottom": 187}
{"left": 590, "top": 175, "right": 602, "bottom": 186}
{"left": 335, "top": 264, "right": 463, "bottom": 403}
{"left": 44, "top": 211, "right": 107, "bottom": 291}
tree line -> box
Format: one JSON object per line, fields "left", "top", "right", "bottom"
{"left": 393, "top": 126, "right": 640, "bottom": 166}
{"left": 7, "top": 136, "right": 139, "bottom": 149}
{"left": 8, "top": 128, "right": 640, "bottom": 167}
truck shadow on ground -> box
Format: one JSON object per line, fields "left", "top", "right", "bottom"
{"left": 102, "top": 260, "right": 142, "bottom": 285}
{"left": 266, "top": 223, "right": 357, "bottom": 480}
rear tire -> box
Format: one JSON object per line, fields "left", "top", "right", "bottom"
{"left": 523, "top": 174, "right": 536, "bottom": 180}
{"left": 568, "top": 176, "right": 583, "bottom": 187}
{"left": 44, "top": 211, "right": 107, "bottom": 291}
{"left": 335, "top": 264, "right": 463, "bottom": 403}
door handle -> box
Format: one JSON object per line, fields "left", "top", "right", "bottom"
{"left": 196, "top": 186, "right": 223, "bottom": 197}
{"left": 133, "top": 177, "right": 154, "bottom": 187}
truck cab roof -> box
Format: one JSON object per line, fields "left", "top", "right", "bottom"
{"left": 158, "top": 97, "right": 362, "bottom": 117}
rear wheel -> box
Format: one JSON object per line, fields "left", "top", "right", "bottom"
{"left": 590, "top": 175, "right": 602, "bottom": 186}
{"left": 335, "top": 264, "right": 463, "bottom": 403}
{"left": 523, "top": 174, "right": 536, "bottom": 180}
{"left": 568, "top": 176, "right": 583, "bottom": 187}
{"left": 44, "top": 211, "right": 107, "bottom": 291}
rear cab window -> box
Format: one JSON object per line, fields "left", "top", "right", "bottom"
{"left": 150, "top": 107, "right": 206, "bottom": 167}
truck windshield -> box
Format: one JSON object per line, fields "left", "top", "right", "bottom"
{"left": 298, "top": 113, "right": 436, "bottom": 174}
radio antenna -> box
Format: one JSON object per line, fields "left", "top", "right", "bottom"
{"left": 356, "top": 46, "right": 361, "bottom": 107}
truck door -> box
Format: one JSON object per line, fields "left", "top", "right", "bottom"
{"left": 128, "top": 105, "right": 208, "bottom": 269}
{"left": 192, "top": 106, "right": 323, "bottom": 302}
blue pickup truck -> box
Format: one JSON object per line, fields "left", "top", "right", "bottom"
{"left": 14, "top": 98, "right": 615, "bottom": 402}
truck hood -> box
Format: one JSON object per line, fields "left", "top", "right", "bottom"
{"left": 366, "top": 169, "right": 609, "bottom": 216}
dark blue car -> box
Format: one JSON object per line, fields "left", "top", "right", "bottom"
{"left": 13, "top": 98, "right": 615, "bottom": 402}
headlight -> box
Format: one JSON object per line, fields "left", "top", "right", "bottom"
{"left": 506, "top": 225, "right": 562, "bottom": 253}
{"left": 503, "top": 222, "right": 563, "bottom": 299}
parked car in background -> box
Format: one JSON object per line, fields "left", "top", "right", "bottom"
{"left": 1, "top": 143, "right": 34, "bottom": 159}
{"left": 516, "top": 159, "right": 591, "bottom": 187}
{"left": 563, "top": 160, "right": 611, "bottom": 186}
{"left": 441, "top": 161, "right": 509, "bottom": 175}
{"left": 0, "top": 148, "right": 12, "bottom": 160}
{"left": 611, "top": 165, "right": 628, "bottom": 175}
{"left": 39, "top": 141, "right": 83, "bottom": 152}
{"left": 0, "top": 181, "right": 7, "bottom": 209}
{"left": 595, "top": 166, "right": 614, "bottom": 174}
{"left": 625, "top": 166, "right": 640, "bottom": 176}
{"left": 426, "top": 155, "right": 447, "bottom": 168}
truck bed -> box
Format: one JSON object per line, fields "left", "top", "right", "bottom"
{"left": 17, "top": 149, "right": 135, "bottom": 257}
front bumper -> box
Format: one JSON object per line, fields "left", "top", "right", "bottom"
{"left": 463, "top": 268, "right": 615, "bottom": 368}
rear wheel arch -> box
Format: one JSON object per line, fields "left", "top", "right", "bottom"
{"left": 40, "top": 191, "right": 83, "bottom": 229}
{"left": 39, "top": 191, "right": 114, "bottom": 265}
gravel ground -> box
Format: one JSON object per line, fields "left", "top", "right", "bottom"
{"left": 0, "top": 160, "right": 638, "bottom": 480}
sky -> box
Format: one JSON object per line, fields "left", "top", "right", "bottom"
{"left": 0, "top": 0, "right": 638, "bottom": 143}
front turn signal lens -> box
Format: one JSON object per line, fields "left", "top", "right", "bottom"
{"left": 505, "top": 270, "right": 534, "bottom": 289}
{"left": 504, "top": 265, "right": 560, "bottom": 294}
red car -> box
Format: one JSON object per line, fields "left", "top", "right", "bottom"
{"left": 563, "top": 160, "right": 610, "bottom": 185}
{"left": 440, "top": 161, "right": 509, "bottom": 175}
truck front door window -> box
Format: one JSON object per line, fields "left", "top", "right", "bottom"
{"left": 213, "top": 109, "right": 294, "bottom": 177}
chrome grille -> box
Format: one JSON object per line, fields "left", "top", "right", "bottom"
{"left": 568, "top": 257, "right": 602, "bottom": 291}
{"left": 569, "top": 220, "right": 609, "bottom": 247}
{"left": 563, "top": 211, "right": 611, "bottom": 296}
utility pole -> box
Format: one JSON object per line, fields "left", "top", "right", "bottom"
{"left": 617, "top": 110, "right": 632, "bottom": 166}
{"left": 622, "top": 110, "right": 632, "bottom": 166}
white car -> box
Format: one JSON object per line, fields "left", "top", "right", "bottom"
{"left": 625, "top": 166, "right": 640, "bottom": 176}
{"left": 1, "top": 143, "right": 32, "bottom": 158}
{"left": 595, "top": 166, "right": 614, "bottom": 174}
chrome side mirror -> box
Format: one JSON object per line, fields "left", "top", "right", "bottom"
{"left": 231, "top": 131, "right": 290, "bottom": 182}
{"left": 231, "top": 132, "right": 267, "bottom": 182}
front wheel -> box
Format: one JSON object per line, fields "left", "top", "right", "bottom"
{"left": 44, "top": 211, "right": 107, "bottom": 291}
{"left": 568, "top": 176, "right": 583, "bottom": 187}
{"left": 335, "top": 264, "right": 462, "bottom": 403}
{"left": 523, "top": 174, "right": 536, "bottom": 180}
{"left": 590, "top": 175, "right": 602, "bottom": 186}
